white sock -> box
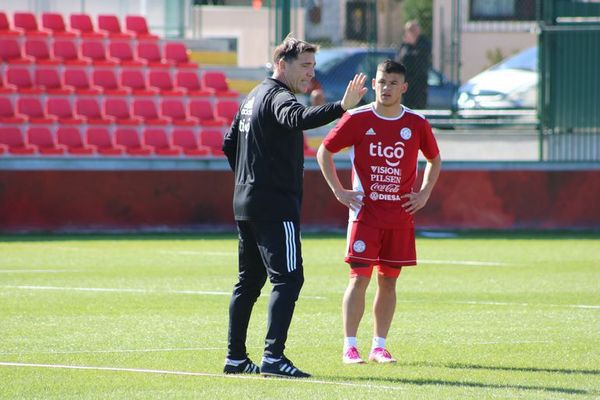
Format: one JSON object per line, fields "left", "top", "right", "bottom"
{"left": 344, "top": 336, "right": 357, "bottom": 352}
{"left": 262, "top": 356, "right": 281, "bottom": 364}
{"left": 372, "top": 336, "right": 386, "bottom": 350}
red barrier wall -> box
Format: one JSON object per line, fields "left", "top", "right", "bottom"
{"left": 1, "top": 169, "right": 599, "bottom": 232}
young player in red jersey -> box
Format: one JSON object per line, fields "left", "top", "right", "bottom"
{"left": 317, "top": 59, "right": 441, "bottom": 364}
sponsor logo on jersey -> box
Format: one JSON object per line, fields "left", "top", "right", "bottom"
{"left": 370, "top": 183, "right": 400, "bottom": 193}
{"left": 369, "top": 192, "right": 403, "bottom": 202}
{"left": 369, "top": 141, "right": 405, "bottom": 167}
{"left": 400, "top": 127, "right": 412, "bottom": 140}
{"left": 365, "top": 128, "right": 376, "bottom": 136}
{"left": 241, "top": 96, "right": 255, "bottom": 116}
{"left": 353, "top": 240, "right": 366, "bottom": 253}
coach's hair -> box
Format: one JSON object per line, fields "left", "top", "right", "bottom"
{"left": 272, "top": 34, "right": 319, "bottom": 64}
{"left": 377, "top": 59, "right": 406, "bottom": 77}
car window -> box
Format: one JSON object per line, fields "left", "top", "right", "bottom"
{"left": 492, "top": 47, "right": 537, "bottom": 72}
{"left": 428, "top": 69, "right": 441, "bottom": 86}
{"left": 315, "top": 50, "right": 352, "bottom": 74}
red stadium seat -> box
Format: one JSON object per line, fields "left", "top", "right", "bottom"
{"left": 41, "top": 13, "right": 77, "bottom": 38}
{"left": 56, "top": 126, "right": 95, "bottom": 155}
{"left": 115, "top": 127, "right": 152, "bottom": 155}
{"left": 92, "top": 69, "right": 131, "bottom": 96}
{"left": 25, "top": 38, "right": 61, "bottom": 65}
{"left": 164, "top": 42, "right": 198, "bottom": 69}
{"left": 81, "top": 41, "right": 119, "bottom": 67}
{"left": 0, "top": 39, "right": 34, "bottom": 64}
{"left": 35, "top": 68, "right": 74, "bottom": 95}
{"left": 132, "top": 99, "right": 170, "bottom": 125}
{"left": 148, "top": 70, "right": 185, "bottom": 96}
{"left": 86, "top": 127, "right": 124, "bottom": 155}
{"left": 303, "top": 135, "right": 317, "bottom": 157}
{"left": 0, "top": 12, "right": 24, "bottom": 37}
{"left": 0, "top": 127, "right": 36, "bottom": 154}
{"left": 53, "top": 40, "right": 91, "bottom": 66}
{"left": 13, "top": 12, "right": 50, "bottom": 37}
{"left": 120, "top": 69, "right": 159, "bottom": 96}
{"left": 161, "top": 99, "right": 199, "bottom": 126}
{"left": 125, "top": 15, "right": 158, "bottom": 41}
{"left": 199, "top": 129, "right": 225, "bottom": 156}
{"left": 7, "top": 67, "right": 43, "bottom": 94}
{"left": 17, "top": 97, "right": 57, "bottom": 124}
{"left": 64, "top": 67, "right": 102, "bottom": 95}
{"left": 97, "top": 15, "right": 134, "bottom": 40}
{"left": 215, "top": 99, "right": 239, "bottom": 125}
{"left": 172, "top": 128, "right": 210, "bottom": 156}
{"left": 0, "top": 143, "right": 6, "bottom": 154}
{"left": 47, "top": 98, "right": 85, "bottom": 124}
{"left": 201, "top": 70, "right": 239, "bottom": 98}
{"left": 0, "top": 74, "right": 17, "bottom": 93}
{"left": 143, "top": 128, "right": 182, "bottom": 156}
{"left": 69, "top": 14, "right": 106, "bottom": 39}
{"left": 189, "top": 99, "right": 227, "bottom": 127}
{"left": 108, "top": 41, "right": 146, "bottom": 67}
{"left": 0, "top": 98, "right": 27, "bottom": 123}
{"left": 76, "top": 98, "right": 115, "bottom": 125}
{"left": 137, "top": 42, "right": 173, "bottom": 68}
{"left": 104, "top": 98, "right": 142, "bottom": 125}
{"left": 27, "top": 127, "right": 66, "bottom": 154}
{"left": 175, "top": 71, "right": 212, "bottom": 97}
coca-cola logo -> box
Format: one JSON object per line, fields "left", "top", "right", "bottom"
{"left": 370, "top": 183, "right": 400, "bottom": 193}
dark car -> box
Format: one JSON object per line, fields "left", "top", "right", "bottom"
{"left": 310, "top": 47, "right": 457, "bottom": 109}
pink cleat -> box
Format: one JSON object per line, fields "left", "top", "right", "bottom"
{"left": 368, "top": 347, "right": 396, "bottom": 363}
{"left": 343, "top": 346, "right": 365, "bottom": 364}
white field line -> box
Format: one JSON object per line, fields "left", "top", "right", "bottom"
{"left": 3, "top": 285, "right": 597, "bottom": 308}
{"left": 1, "top": 285, "right": 325, "bottom": 300}
{"left": 398, "top": 299, "right": 600, "bottom": 309}
{"left": 419, "top": 259, "right": 509, "bottom": 266}
{"left": 0, "top": 361, "right": 405, "bottom": 392}
{"left": 0, "top": 347, "right": 260, "bottom": 356}
{"left": 0, "top": 270, "right": 80, "bottom": 274}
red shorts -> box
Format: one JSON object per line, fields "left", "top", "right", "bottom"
{"left": 345, "top": 221, "right": 416, "bottom": 277}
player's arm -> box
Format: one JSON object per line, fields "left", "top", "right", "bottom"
{"left": 273, "top": 74, "right": 367, "bottom": 130}
{"left": 316, "top": 144, "right": 364, "bottom": 211}
{"left": 401, "top": 154, "right": 441, "bottom": 215}
{"left": 222, "top": 111, "right": 241, "bottom": 171}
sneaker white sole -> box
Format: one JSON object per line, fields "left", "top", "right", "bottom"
{"left": 343, "top": 358, "right": 365, "bottom": 364}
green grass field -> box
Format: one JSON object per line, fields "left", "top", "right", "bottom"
{"left": 1, "top": 232, "right": 599, "bottom": 399}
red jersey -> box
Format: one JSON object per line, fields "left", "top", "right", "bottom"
{"left": 323, "top": 104, "right": 439, "bottom": 229}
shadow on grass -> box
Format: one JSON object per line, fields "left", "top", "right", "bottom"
{"left": 321, "top": 373, "right": 593, "bottom": 396}
{"left": 405, "top": 361, "right": 600, "bottom": 376}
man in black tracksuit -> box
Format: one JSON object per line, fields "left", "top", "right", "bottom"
{"left": 222, "top": 36, "right": 366, "bottom": 378}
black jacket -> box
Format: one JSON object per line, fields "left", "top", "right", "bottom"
{"left": 223, "top": 77, "right": 344, "bottom": 221}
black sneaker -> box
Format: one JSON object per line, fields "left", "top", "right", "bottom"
{"left": 223, "top": 358, "right": 260, "bottom": 374}
{"left": 260, "top": 356, "right": 311, "bottom": 378}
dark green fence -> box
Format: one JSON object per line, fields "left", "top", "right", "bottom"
{"left": 538, "top": 0, "right": 600, "bottom": 161}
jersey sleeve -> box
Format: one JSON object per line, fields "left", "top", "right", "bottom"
{"left": 322, "top": 112, "right": 361, "bottom": 153}
{"left": 419, "top": 119, "right": 440, "bottom": 160}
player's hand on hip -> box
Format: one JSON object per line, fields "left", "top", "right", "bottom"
{"left": 341, "top": 74, "right": 368, "bottom": 111}
{"left": 335, "top": 189, "right": 364, "bottom": 211}
{"left": 401, "top": 191, "right": 429, "bottom": 215}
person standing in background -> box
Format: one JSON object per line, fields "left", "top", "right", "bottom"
{"left": 395, "top": 20, "right": 431, "bottom": 109}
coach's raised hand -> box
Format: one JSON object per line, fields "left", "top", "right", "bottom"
{"left": 341, "top": 73, "right": 368, "bottom": 111}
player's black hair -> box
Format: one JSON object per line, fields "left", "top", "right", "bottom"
{"left": 377, "top": 59, "right": 406, "bottom": 77}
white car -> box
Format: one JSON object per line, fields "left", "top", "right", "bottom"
{"left": 455, "top": 47, "right": 537, "bottom": 110}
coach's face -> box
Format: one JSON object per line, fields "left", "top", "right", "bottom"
{"left": 279, "top": 52, "right": 316, "bottom": 94}
{"left": 372, "top": 70, "right": 407, "bottom": 107}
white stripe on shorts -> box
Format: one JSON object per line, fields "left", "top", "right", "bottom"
{"left": 284, "top": 221, "right": 296, "bottom": 272}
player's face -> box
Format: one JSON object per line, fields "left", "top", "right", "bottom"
{"left": 281, "top": 52, "right": 316, "bottom": 94}
{"left": 372, "top": 70, "right": 407, "bottom": 107}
